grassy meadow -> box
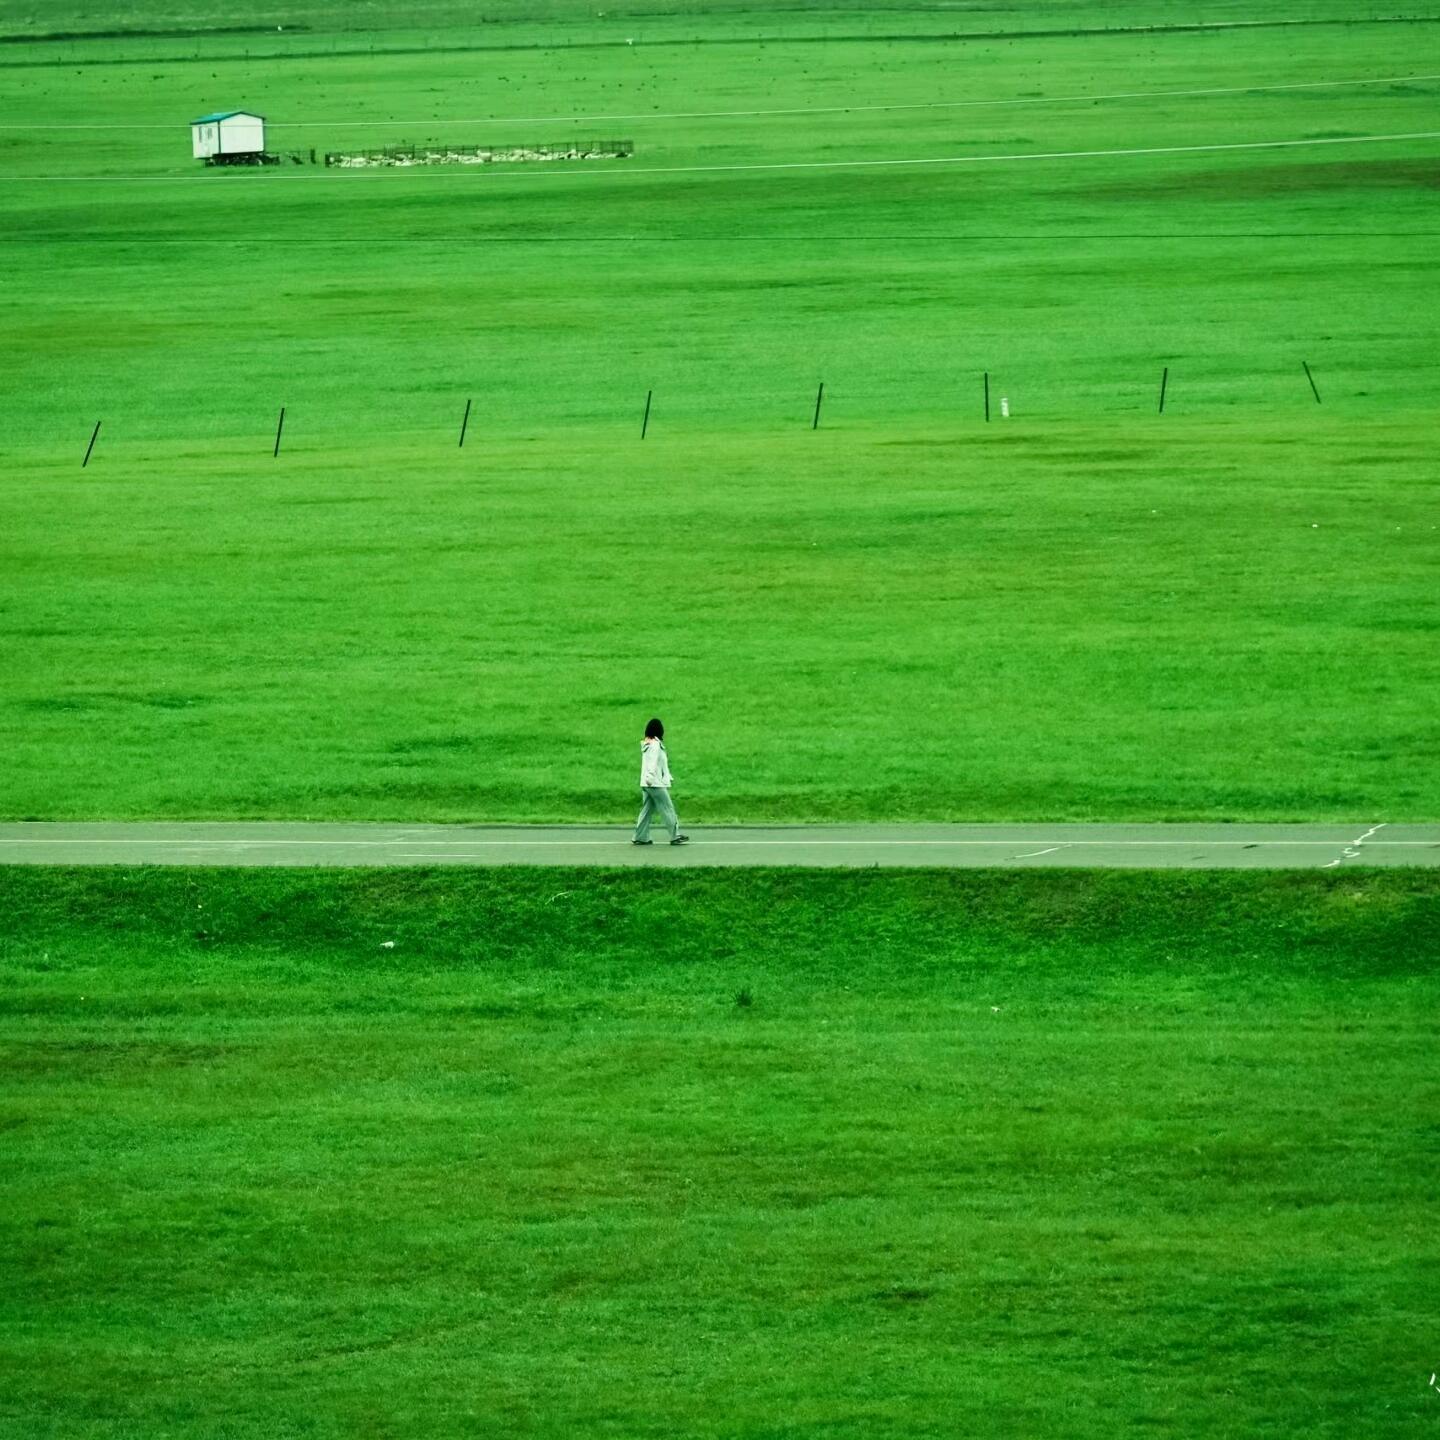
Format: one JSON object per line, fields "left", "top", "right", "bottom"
{"left": 3, "top": 865, "right": 1438, "bottom": 1436}
{"left": 2, "top": 3, "right": 1438, "bottom": 821}
{"left": 4, "top": 12, "right": 1438, "bottom": 1438}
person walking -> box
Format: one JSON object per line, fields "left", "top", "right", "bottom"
{"left": 633, "top": 717, "right": 689, "bottom": 846}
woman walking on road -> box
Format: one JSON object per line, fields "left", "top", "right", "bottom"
{"left": 634, "top": 717, "right": 689, "bottom": 846}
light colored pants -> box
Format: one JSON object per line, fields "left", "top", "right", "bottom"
{"left": 635, "top": 786, "right": 680, "bottom": 842}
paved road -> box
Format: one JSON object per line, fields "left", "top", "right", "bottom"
{"left": 0, "top": 822, "right": 1436, "bottom": 868}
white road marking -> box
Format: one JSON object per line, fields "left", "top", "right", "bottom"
{"left": 1325, "top": 821, "right": 1388, "bottom": 868}
{"left": 14, "top": 129, "right": 1440, "bottom": 183}
{"left": 7, "top": 71, "right": 1434, "bottom": 130}
{"left": 1013, "top": 846, "right": 1068, "bottom": 858}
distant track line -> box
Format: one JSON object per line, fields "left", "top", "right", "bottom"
{"left": 5, "top": 232, "right": 1438, "bottom": 245}
{"left": 0, "top": 13, "right": 1437, "bottom": 69}
{"left": 10, "top": 128, "right": 1440, "bottom": 184}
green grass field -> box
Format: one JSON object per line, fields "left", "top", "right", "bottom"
{"left": 4, "top": 11, "right": 1438, "bottom": 1436}
{"left": 3, "top": 866, "right": 1437, "bottom": 1436}
{"left": 2, "top": 1, "right": 1437, "bottom": 821}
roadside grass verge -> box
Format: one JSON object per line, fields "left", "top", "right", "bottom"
{"left": 5, "top": 418, "right": 1438, "bottom": 823}
{"left": 2, "top": 867, "right": 1436, "bottom": 1436}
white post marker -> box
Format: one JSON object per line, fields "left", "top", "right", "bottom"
{"left": 1000, "top": 396, "right": 1010, "bottom": 418}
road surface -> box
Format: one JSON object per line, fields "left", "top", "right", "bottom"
{"left": 0, "top": 822, "right": 1435, "bottom": 868}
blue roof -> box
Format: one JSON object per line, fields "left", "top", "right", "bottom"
{"left": 191, "top": 111, "right": 263, "bottom": 124}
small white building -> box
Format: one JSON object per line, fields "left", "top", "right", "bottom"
{"left": 191, "top": 111, "right": 265, "bottom": 162}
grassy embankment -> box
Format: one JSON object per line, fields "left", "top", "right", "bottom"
{"left": 2, "top": 865, "right": 1438, "bottom": 1435}
{"left": 1, "top": 5, "right": 1437, "bottom": 821}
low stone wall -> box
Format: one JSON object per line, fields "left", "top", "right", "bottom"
{"left": 324, "top": 141, "right": 634, "bottom": 168}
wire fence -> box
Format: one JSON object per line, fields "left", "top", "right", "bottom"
{"left": 52, "top": 363, "right": 1346, "bottom": 466}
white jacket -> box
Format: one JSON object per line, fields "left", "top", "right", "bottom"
{"left": 640, "top": 737, "right": 672, "bottom": 789}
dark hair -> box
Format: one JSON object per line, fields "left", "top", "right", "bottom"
{"left": 644, "top": 717, "right": 664, "bottom": 740}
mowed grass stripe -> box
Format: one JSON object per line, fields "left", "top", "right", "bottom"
{"left": 5, "top": 68, "right": 1437, "bottom": 127}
